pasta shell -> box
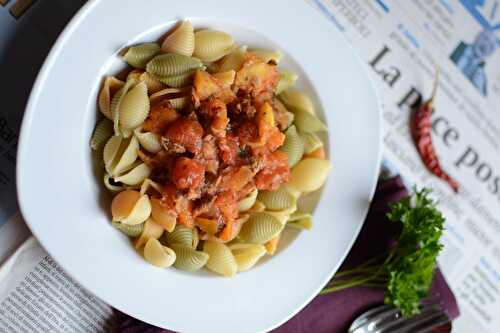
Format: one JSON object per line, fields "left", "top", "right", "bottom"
{"left": 280, "top": 125, "right": 304, "bottom": 167}
{"left": 157, "top": 71, "right": 196, "bottom": 88}
{"left": 151, "top": 197, "right": 177, "bottom": 232}
{"left": 161, "top": 20, "right": 195, "bottom": 56}
{"left": 250, "top": 49, "right": 283, "bottom": 64}
{"left": 203, "top": 241, "right": 237, "bottom": 277}
{"left": 265, "top": 208, "right": 296, "bottom": 225}
{"left": 151, "top": 89, "right": 189, "bottom": 109}
{"left": 192, "top": 228, "right": 200, "bottom": 249}
{"left": 171, "top": 245, "right": 209, "bottom": 272}
{"left": 103, "top": 136, "right": 122, "bottom": 174}
{"left": 146, "top": 53, "right": 203, "bottom": 77}
{"left": 288, "top": 158, "right": 332, "bottom": 193}
{"left": 119, "top": 82, "right": 150, "bottom": 131}
{"left": 265, "top": 234, "right": 281, "bottom": 255}
{"left": 103, "top": 136, "right": 139, "bottom": 176}
{"left": 90, "top": 118, "right": 114, "bottom": 152}
{"left": 111, "top": 190, "right": 151, "bottom": 225}
{"left": 98, "top": 76, "right": 124, "bottom": 119}
{"left": 194, "top": 29, "right": 234, "bottom": 62}
{"left": 229, "top": 243, "right": 266, "bottom": 272}
{"left": 248, "top": 200, "right": 266, "bottom": 213}
{"left": 293, "top": 109, "right": 327, "bottom": 133}
{"left": 134, "top": 218, "right": 164, "bottom": 249}
{"left": 237, "top": 189, "right": 258, "bottom": 212}
{"left": 103, "top": 174, "right": 125, "bottom": 192}
{"left": 286, "top": 214, "right": 312, "bottom": 230}
{"left": 127, "top": 70, "right": 166, "bottom": 94}
{"left": 219, "top": 45, "right": 247, "bottom": 72}
{"left": 134, "top": 129, "right": 161, "bottom": 154}
{"left": 112, "top": 221, "right": 144, "bottom": 237}
{"left": 257, "top": 186, "right": 297, "bottom": 211}
{"left": 289, "top": 211, "right": 311, "bottom": 221}
{"left": 213, "top": 70, "right": 236, "bottom": 88}
{"left": 144, "top": 238, "right": 176, "bottom": 268}
{"left": 114, "top": 162, "right": 151, "bottom": 186}
{"left": 300, "top": 132, "right": 323, "bottom": 154}
{"left": 123, "top": 43, "right": 160, "bottom": 69}
{"left": 110, "top": 80, "right": 135, "bottom": 135}
{"left": 276, "top": 70, "right": 298, "bottom": 94}
{"left": 140, "top": 178, "right": 163, "bottom": 196}
{"left": 279, "top": 88, "right": 315, "bottom": 114}
{"left": 163, "top": 225, "right": 196, "bottom": 249}
{"left": 123, "top": 194, "right": 151, "bottom": 225}
{"left": 239, "top": 212, "right": 284, "bottom": 244}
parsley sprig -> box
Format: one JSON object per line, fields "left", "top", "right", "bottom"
{"left": 321, "top": 188, "right": 445, "bottom": 316}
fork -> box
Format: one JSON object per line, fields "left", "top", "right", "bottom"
{"left": 348, "top": 301, "right": 451, "bottom": 333}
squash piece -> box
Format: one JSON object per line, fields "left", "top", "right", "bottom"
{"left": 193, "top": 70, "right": 222, "bottom": 101}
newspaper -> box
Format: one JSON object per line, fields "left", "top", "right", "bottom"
{"left": 1, "top": 0, "right": 499, "bottom": 332}
{"left": 309, "top": 0, "right": 500, "bottom": 331}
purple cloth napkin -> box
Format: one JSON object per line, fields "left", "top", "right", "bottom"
{"left": 113, "top": 177, "right": 460, "bottom": 332}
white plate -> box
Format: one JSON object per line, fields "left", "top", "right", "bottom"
{"left": 17, "top": 0, "right": 381, "bottom": 332}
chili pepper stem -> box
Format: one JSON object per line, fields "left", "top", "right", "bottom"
{"left": 426, "top": 67, "right": 440, "bottom": 111}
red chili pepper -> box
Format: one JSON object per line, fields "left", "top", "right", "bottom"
{"left": 411, "top": 69, "right": 460, "bottom": 193}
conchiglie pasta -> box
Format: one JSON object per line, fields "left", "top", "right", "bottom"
{"left": 287, "top": 212, "right": 313, "bottom": 230}
{"left": 163, "top": 225, "right": 196, "bottom": 249}
{"left": 279, "top": 88, "right": 315, "bottom": 114}
{"left": 239, "top": 212, "right": 284, "bottom": 244}
{"left": 161, "top": 20, "right": 195, "bottom": 56}
{"left": 103, "top": 174, "right": 124, "bottom": 192}
{"left": 112, "top": 221, "right": 144, "bottom": 237}
{"left": 144, "top": 238, "right": 176, "bottom": 268}
{"left": 134, "top": 218, "right": 164, "bottom": 249}
{"left": 128, "top": 70, "right": 166, "bottom": 94}
{"left": 203, "top": 241, "right": 237, "bottom": 277}
{"left": 90, "top": 118, "right": 113, "bottom": 152}
{"left": 250, "top": 49, "right": 283, "bottom": 64}
{"left": 171, "top": 245, "right": 209, "bottom": 272}
{"left": 111, "top": 190, "right": 151, "bottom": 225}
{"left": 119, "top": 82, "right": 150, "bottom": 131}
{"left": 280, "top": 125, "right": 304, "bottom": 167}
{"left": 293, "top": 109, "right": 327, "bottom": 133}
{"left": 114, "top": 162, "right": 151, "bottom": 186}
{"left": 146, "top": 53, "right": 203, "bottom": 77}
{"left": 265, "top": 234, "right": 281, "bottom": 255}
{"left": 301, "top": 132, "right": 323, "bottom": 154}
{"left": 99, "top": 76, "right": 125, "bottom": 120}
{"left": 140, "top": 178, "right": 163, "bottom": 196}
{"left": 229, "top": 243, "right": 266, "bottom": 272}
{"left": 157, "top": 71, "right": 196, "bottom": 88}
{"left": 257, "top": 186, "right": 297, "bottom": 211}
{"left": 218, "top": 45, "right": 247, "bottom": 72}
{"left": 275, "top": 70, "right": 298, "bottom": 94}
{"left": 110, "top": 80, "right": 135, "bottom": 135}
{"left": 134, "top": 129, "right": 161, "bottom": 154}
{"left": 248, "top": 200, "right": 266, "bottom": 213}
{"left": 237, "top": 189, "right": 258, "bottom": 212}
{"left": 288, "top": 158, "right": 332, "bottom": 193}
{"left": 103, "top": 135, "right": 139, "bottom": 176}
{"left": 123, "top": 43, "right": 160, "bottom": 69}
{"left": 194, "top": 29, "right": 234, "bottom": 62}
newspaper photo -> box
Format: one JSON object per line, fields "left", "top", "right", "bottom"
{"left": 0, "top": 0, "right": 499, "bottom": 332}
